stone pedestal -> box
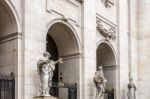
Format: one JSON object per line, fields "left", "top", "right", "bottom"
{"left": 33, "top": 96, "right": 58, "bottom": 99}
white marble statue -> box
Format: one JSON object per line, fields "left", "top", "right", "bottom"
{"left": 127, "top": 76, "right": 137, "bottom": 99}
{"left": 37, "top": 52, "right": 63, "bottom": 96}
{"left": 94, "top": 66, "right": 107, "bottom": 99}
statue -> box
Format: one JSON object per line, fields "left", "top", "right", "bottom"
{"left": 127, "top": 76, "right": 137, "bottom": 99}
{"left": 94, "top": 66, "right": 107, "bottom": 99}
{"left": 58, "top": 77, "right": 65, "bottom": 87}
{"left": 37, "top": 52, "right": 63, "bottom": 96}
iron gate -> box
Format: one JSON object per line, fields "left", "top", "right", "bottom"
{"left": 0, "top": 73, "right": 15, "bottom": 99}
{"left": 51, "top": 83, "right": 77, "bottom": 99}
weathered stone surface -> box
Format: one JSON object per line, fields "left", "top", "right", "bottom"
{"left": 1, "top": 0, "right": 150, "bottom": 99}
{"left": 47, "top": 0, "right": 80, "bottom": 24}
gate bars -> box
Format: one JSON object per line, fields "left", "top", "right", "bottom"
{"left": 0, "top": 72, "right": 15, "bottom": 99}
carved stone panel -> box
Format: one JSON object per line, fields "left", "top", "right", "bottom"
{"left": 96, "top": 15, "right": 117, "bottom": 40}
{"left": 47, "top": 0, "right": 80, "bottom": 24}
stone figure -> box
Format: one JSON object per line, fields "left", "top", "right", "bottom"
{"left": 37, "top": 52, "right": 63, "bottom": 96}
{"left": 94, "top": 66, "right": 107, "bottom": 99}
{"left": 58, "top": 77, "right": 65, "bottom": 87}
{"left": 127, "top": 76, "right": 137, "bottom": 99}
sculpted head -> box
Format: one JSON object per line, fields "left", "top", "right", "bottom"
{"left": 98, "top": 66, "right": 103, "bottom": 71}
{"left": 130, "top": 75, "right": 133, "bottom": 82}
{"left": 43, "top": 52, "right": 51, "bottom": 58}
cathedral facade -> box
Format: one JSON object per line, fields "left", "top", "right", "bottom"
{"left": 0, "top": 0, "right": 149, "bottom": 99}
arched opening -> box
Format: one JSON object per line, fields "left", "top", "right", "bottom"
{"left": 0, "top": 1, "right": 18, "bottom": 73}
{"left": 97, "top": 42, "right": 117, "bottom": 99}
{"left": 0, "top": 2, "right": 18, "bottom": 37}
{"left": 0, "top": 1, "right": 18, "bottom": 99}
{"left": 47, "top": 22, "right": 80, "bottom": 99}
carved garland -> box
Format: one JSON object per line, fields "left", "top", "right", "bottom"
{"left": 97, "top": 20, "right": 116, "bottom": 40}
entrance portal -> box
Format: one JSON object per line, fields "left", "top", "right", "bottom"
{"left": 0, "top": 1, "right": 18, "bottom": 73}
{"left": 47, "top": 22, "right": 80, "bottom": 99}
{"left": 97, "top": 42, "right": 116, "bottom": 99}
{"left": 0, "top": 1, "right": 18, "bottom": 99}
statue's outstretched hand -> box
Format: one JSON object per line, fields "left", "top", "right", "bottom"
{"left": 59, "top": 58, "right": 64, "bottom": 64}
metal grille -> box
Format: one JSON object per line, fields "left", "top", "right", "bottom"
{"left": 105, "top": 92, "right": 114, "bottom": 99}
{"left": 68, "top": 83, "right": 77, "bottom": 99}
{"left": 0, "top": 73, "right": 15, "bottom": 99}
{"left": 51, "top": 83, "right": 77, "bottom": 99}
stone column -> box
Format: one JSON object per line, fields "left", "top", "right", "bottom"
{"left": 138, "top": 0, "right": 150, "bottom": 99}
{"left": 118, "top": 0, "right": 130, "bottom": 99}
{"left": 81, "top": 0, "right": 96, "bottom": 99}
{"left": 128, "top": 0, "right": 138, "bottom": 98}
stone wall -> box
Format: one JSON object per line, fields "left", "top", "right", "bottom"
{"left": 23, "top": 0, "right": 82, "bottom": 99}
{"left": 138, "top": 0, "right": 150, "bottom": 98}
{"left": 82, "top": 0, "right": 96, "bottom": 99}
{"left": 0, "top": 39, "right": 17, "bottom": 73}
{"left": 118, "top": 0, "right": 130, "bottom": 99}
{"left": 1, "top": 0, "right": 148, "bottom": 99}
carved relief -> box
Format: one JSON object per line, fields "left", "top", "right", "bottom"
{"left": 47, "top": 0, "right": 80, "bottom": 24}
{"left": 101, "top": 0, "right": 114, "bottom": 8}
{"left": 96, "top": 17, "right": 116, "bottom": 40}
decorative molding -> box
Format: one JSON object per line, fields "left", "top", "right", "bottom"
{"left": 0, "top": 32, "right": 22, "bottom": 44}
{"left": 60, "top": 53, "right": 82, "bottom": 60}
{"left": 61, "top": 17, "right": 68, "bottom": 22}
{"left": 96, "top": 18, "right": 116, "bottom": 40}
{"left": 101, "top": 0, "right": 114, "bottom": 8}
{"left": 103, "top": 65, "right": 118, "bottom": 71}
{"left": 96, "top": 13, "right": 117, "bottom": 27}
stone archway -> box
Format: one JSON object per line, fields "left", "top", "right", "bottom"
{"left": 0, "top": 1, "right": 20, "bottom": 99}
{"left": 47, "top": 22, "right": 80, "bottom": 99}
{"left": 0, "top": 1, "right": 18, "bottom": 37}
{"left": 97, "top": 42, "right": 117, "bottom": 99}
{"left": 0, "top": 1, "right": 18, "bottom": 74}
